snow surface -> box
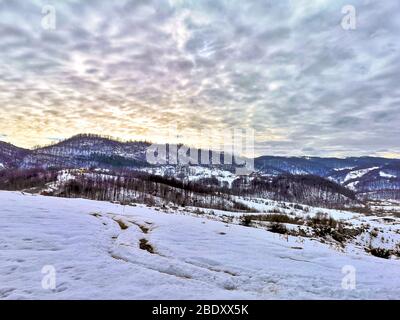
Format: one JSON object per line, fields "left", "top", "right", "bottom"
{"left": 344, "top": 167, "right": 379, "bottom": 182}
{"left": 346, "top": 181, "right": 359, "bottom": 191}
{"left": 333, "top": 167, "right": 355, "bottom": 171}
{"left": 1, "top": 191, "right": 399, "bottom": 300}
{"left": 142, "top": 165, "right": 238, "bottom": 187}
{"left": 233, "top": 197, "right": 359, "bottom": 220}
{"left": 379, "top": 171, "right": 396, "bottom": 179}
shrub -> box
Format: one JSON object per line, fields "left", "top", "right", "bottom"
{"left": 268, "top": 222, "right": 288, "bottom": 235}
{"left": 309, "top": 212, "right": 338, "bottom": 229}
{"left": 246, "top": 213, "right": 302, "bottom": 225}
{"left": 240, "top": 215, "right": 252, "bottom": 227}
{"left": 268, "top": 208, "right": 283, "bottom": 214}
{"left": 370, "top": 229, "right": 379, "bottom": 238}
{"left": 369, "top": 248, "right": 392, "bottom": 259}
{"left": 293, "top": 204, "right": 304, "bottom": 211}
{"left": 143, "top": 196, "right": 156, "bottom": 206}
{"left": 265, "top": 214, "right": 298, "bottom": 224}
{"left": 232, "top": 201, "right": 253, "bottom": 212}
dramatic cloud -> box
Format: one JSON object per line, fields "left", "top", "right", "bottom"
{"left": 0, "top": 0, "right": 399, "bottom": 157}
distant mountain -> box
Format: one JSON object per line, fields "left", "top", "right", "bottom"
{"left": 1, "top": 134, "right": 400, "bottom": 199}
{"left": 232, "top": 174, "right": 359, "bottom": 208}
{"left": 254, "top": 155, "right": 399, "bottom": 176}
{"left": 255, "top": 156, "right": 400, "bottom": 199}
{"left": 19, "top": 134, "right": 150, "bottom": 169}
{"left": 0, "top": 141, "right": 29, "bottom": 168}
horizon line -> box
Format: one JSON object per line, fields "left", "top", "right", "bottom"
{"left": 1, "top": 133, "right": 400, "bottom": 161}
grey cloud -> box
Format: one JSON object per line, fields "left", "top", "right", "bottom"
{"left": 0, "top": 0, "right": 399, "bottom": 156}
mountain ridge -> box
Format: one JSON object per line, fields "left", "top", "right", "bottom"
{"left": 2, "top": 133, "right": 400, "bottom": 162}
{"left": 1, "top": 134, "right": 400, "bottom": 200}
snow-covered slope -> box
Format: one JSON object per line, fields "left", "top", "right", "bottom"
{"left": 0, "top": 191, "right": 399, "bottom": 299}
{"left": 0, "top": 141, "right": 29, "bottom": 169}
{"left": 1, "top": 136, "right": 400, "bottom": 199}
{"left": 20, "top": 135, "right": 150, "bottom": 169}
{"left": 343, "top": 167, "right": 380, "bottom": 183}
{"left": 142, "top": 165, "right": 238, "bottom": 187}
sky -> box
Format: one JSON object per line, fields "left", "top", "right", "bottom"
{"left": 0, "top": 0, "right": 399, "bottom": 157}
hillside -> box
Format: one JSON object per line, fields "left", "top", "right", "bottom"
{"left": 21, "top": 134, "right": 150, "bottom": 169}
{"left": 0, "top": 134, "right": 400, "bottom": 200}
{"left": 1, "top": 191, "right": 399, "bottom": 299}
{"left": 0, "top": 141, "right": 29, "bottom": 168}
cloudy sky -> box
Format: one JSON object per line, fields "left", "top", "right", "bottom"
{"left": 0, "top": 0, "right": 399, "bottom": 157}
